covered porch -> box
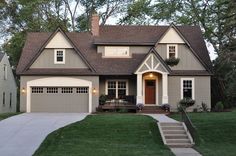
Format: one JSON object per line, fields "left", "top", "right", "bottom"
{"left": 135, "top": 50, "right": 170, "bottom": 106}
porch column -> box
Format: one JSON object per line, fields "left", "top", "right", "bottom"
{"left": 162, "top": 73, "right": 169, "bottom": 104}
{"left": 136, "top": 74, "right": 143, "bottom": 104}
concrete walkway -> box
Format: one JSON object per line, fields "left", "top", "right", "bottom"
{"left": 145, "top": 114, "right": 178, "bottom": 123}
{"left": 171, "top": 148, "right": 202, "bottom": 156}
{"left": 0, "top": 113, "right": 88, "bottom": 156}
{"left": 146, "top": 114, "right": 202, "bottom": 156}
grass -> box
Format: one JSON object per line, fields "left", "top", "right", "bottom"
{"left": 34, "top": 114, "right": 173, "bottom": 156}
{"left": 0, "top": 112, "right": 21, "bottom": 121}
{"left": 170, "top": 108, "right": 236, "bottom": 156}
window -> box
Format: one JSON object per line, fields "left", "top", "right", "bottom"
{"left": 104, "top": 46, "right": 130, "bottom": 58}
{"left": 167, "top": 44, "right": 178, "bottom": 58}
{"left": 9, "top": 93, "right": 12, "bottom": 108}
{"left": 181, "top": 78, "right": 195, "bottom": 99}
{"left": 61, "top": 87, "right": 73, "bottom": 93}
{"left": 106, "top": 80, "right": 128, "bottom": 98}
{"left": 54, "top": 49, "right": 65, "bottom": 64}
{"left": 32, "top": 87, "right": 44, "bottom": 93}
{"left": 3, "top": 64, "right": 7, "bottom": 80}
{"left": 76, "top": 87, "right": 88, "bottom": 93}
{"left": 3, "top": 92, "right": 5, "bottom": 106}
{"left": 47, "top": 87, "right": 58, "bottom": 93}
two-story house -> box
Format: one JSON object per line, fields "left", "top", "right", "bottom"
{"left": 0, "top": 52, "right": 17, "bottom": 113}
{"left": 16, "top": 14, "right": 212, "bottom": 113}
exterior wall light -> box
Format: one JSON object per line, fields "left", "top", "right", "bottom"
{"left": 149, "top": 72, "right": 153, "bottom": 78}
{"left": 22, "top": 87, "right": 26, "bottom": 94}
{"left": 92, "top": 88, "right": 97, "bottom": 94}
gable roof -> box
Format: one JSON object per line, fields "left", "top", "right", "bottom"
{"left": 135, "top": 48, "right": 172, "bottom": 74}
{"left": 22, "top": 28, "right": 96, "bottom": 73}
{"left": 16, "top": 25, "right": 212, "bottom": 76}
{"left": 0, "top": 52, "right": 5, "bottom": 62}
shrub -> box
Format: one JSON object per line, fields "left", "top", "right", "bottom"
{"left": 99, "top": 94, "right": 107, "bottom": 105}
{"left": 214, "top": 101, "right": 224, "bottom": 112}
{"left": 201, "top": 102, "right": 210, "bottom": 112}
{"left": 136, "top": 103, "right": 144, "bottom": 111}
{"left": 179, "top": 98, "right": 195, "bottom": 110}
{"left": 165, "top": 57, "right": 180, "bottom": 66}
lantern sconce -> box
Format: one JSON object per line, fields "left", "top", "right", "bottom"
{"left": 92, "top": 88, "right": 97, "bottom": 94}
{"left": 22, "top": 87, "right": 26, "bottom": 94}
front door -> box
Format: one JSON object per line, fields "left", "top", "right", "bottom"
{"left": 145, "top": 80, "right": 156, "bottom": 104}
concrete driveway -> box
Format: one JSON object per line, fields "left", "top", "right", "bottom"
{"left": 0, "top": 113, "right": 89, "bottom": 156}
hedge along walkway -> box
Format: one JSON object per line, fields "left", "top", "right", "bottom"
{"left": 146, "top": 114, "right": 202, "bottom": 156}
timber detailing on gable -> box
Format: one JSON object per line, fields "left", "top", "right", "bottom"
{"left": 135, "top": 49, "right": 170, "bottom": 74}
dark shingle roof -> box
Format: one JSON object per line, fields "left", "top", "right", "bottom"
{"left": 16, "top": 25, "right": 212, "bottom": 75}
{"left": 0, "top": 52, "right": 5, "bottom": 62}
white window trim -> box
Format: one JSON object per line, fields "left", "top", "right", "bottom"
{"left": 105, "top": 79, "right": 129, "bottom": 98}
{"left": 167, "top": 44, "right": 178, "bottom": 59}
{"left": 3, "top": 64, "right": 7, "bottom": 80}
{"left": 181, "top": 78, "right": 195, "bottom": 100}
{"left": 54, "top": 49, "right": 65, "bottom": 64}
{"left": 103, "top": 46, "right": 130, "bottom": 58}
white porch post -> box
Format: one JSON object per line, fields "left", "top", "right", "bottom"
{"left": 136, "top": 74, "right": 143, "bottom": 104}
{"left": 162, "top": 73, "right": 169, "bottom": 104}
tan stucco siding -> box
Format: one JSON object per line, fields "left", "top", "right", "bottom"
{"left": 0, "top": 54, "right": 17, "bottom": 113}
{"left": 156, "top": 44, "right": 206, "bottom": 70}
{"left": 30, "top": 49, "right": 88, "bottom": 68}
{"left": 168, "top": 76, "right": 211, "bottom": 111}
{"left": 20, "top": 76, "right": 99, "bottom": 112}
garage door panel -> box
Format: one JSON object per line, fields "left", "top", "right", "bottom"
{"left": 31, "top": 87, "right": 89, "bottom": 113}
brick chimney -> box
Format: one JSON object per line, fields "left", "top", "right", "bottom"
{"left": 91, "top": 14, "right": 99, "bottom": 36}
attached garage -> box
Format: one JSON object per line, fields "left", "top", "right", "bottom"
{"left": 26, "top": 77, "right": 92, "bottom": 113}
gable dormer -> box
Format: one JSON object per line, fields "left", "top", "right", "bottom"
{"left": 29, "top": 29, "right": 93, "bottom": 70}
{"left": 155, "top": 25, "right": 206, "bottom": 71}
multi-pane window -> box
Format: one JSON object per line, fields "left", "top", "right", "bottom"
{"left": 118, "top": 81, "right": 126, "bottom": 97}
{"left": 76, "top": 87, "right": 88, "bottom": 94}
{"left": 9, "top": 93, "right": 12, "bottom": 108}
{"left": 107, "top": 80, "right": 128, "bottom": 98}
{"left": 3, "top": 64, "right": 7, "bottom": 80}
{"left": 47, "top": 87, "right": 58, "bottom": 93}
{"left": 54, "top": 49, "right": 65, "bottom": 64}
{"left": 3, "top": 92, "right": 5, "bottom": 106}
{"left": 61, "top": 87, "right": 73, "bottom": 93}
{"left": 107, "top": 81, "right": 116, "bottom": 98}
{"left": 181, "top": 78, "right": 194, "bottom": 99}
{"left": 167, "top": 45, "right": 177, "bottom": 58}
{"left": 32, "top": 87, "right": 44, "bottom": 93}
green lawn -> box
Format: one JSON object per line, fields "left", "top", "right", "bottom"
{"left": 0, "top": 112, "right": 21, "bottom": 121}
{"left": 34, "top": 114, "right": 173, "bottom": 156}
{"left": 170, "top": 109, "right": 236, "bottom": 156}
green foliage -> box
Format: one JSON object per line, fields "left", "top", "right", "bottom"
{"left": 201, "top": 102, "right": 210, "bottom": 112}
{"left": 179, "top": 98, "right": 195, "bottom": 109}
{"left": 165, "top": 57, "right": 180, "bottom": 66}
{"left": 99, "top": 94, "right": 107, "bottom": 105}
{"left": 214, "top": 101, "right": 224, "bottom": 112}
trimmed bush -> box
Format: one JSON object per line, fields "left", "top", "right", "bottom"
{"left": 214, "top": 101, "right": 224, "bottom": 112}
{"left": 99, "top": 94, "right": 107, "bottom": 105}
{"left": 179, "top": 98, "right": 195, "bottom": 110}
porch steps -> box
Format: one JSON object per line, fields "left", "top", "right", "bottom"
{"left": 158, "top": 122, "right": 194, "bottom": 148}
{"left": 138, "top": 106, "right": 167, "bottom": 114}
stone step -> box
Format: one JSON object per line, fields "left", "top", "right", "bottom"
{"left": 167, "top": 143, "right": 193, "bottom": 148}
{"left": 166, "top": 138, "right": 191, "bottom": 144}
{"left": 163, "top": 130, "right": 186, "bottom": 135}
{"left": 160, "top": 122, "right": 182, "bottom": 126}
{"left": 164, "top": 134, "right": 189, "bottom": 139}
{"left": 142, "top": 106, "right": 161, "bottom": 110}
{"left": 162, "top": 126, "right": 184, "bottom": 130}
{"left": 139, "top": 110, "right": 167, "bottom": 114}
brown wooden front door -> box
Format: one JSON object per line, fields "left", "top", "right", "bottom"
{"left": 145, "top": 80, "right": 156, "bottom": 104}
